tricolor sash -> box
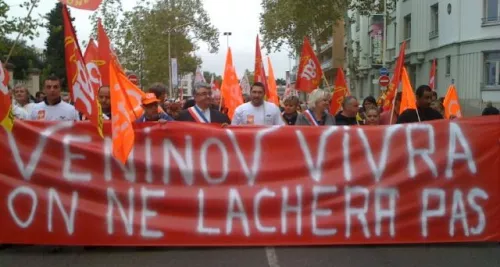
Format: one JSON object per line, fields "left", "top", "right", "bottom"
{"left": 303, "top": 109, "right": 319, "bottom": 126}
{"left": 188, "top": 106, "right": 209, "bottom": 123}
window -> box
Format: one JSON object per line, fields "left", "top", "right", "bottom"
{"left": 430, "top": 4, "right": 439, "bottom": 38}
{"left": 404, "top": 14, "right": 412, "bottom": 40}
{"left": 445, "top": 56, "right": 451, "bottom": 75}
{"left": 483, "top": 0, "right": 500, "bottom": 24}
{"left": 484, "top": 52, "right": 500, "bottom": 86}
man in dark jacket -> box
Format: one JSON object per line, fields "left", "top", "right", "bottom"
{"left": 335, "top": 96, "right": 360, "bottom": 125}
{"left": 482, "top": 101, "right": 500, "bottom": 116}
{"left": 177, "top": 83, "right": 231, "bottom": 125}
{"left": 397, "top": 85, "right": 443, "bottom": 124}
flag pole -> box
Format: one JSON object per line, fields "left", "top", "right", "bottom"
{"left": 5, "top": 0, "right": 40, "bottom": 64}
{"left": 322, "top": 75, "right": 331, "bottom": 91}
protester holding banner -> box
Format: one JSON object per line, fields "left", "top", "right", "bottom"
{"left": 29, "top": 76, "right": 80, "bottom": 121}
{"left": 136, "top": 93, "right": 174, "bottom": 123}
{"left": 334, "top": 96, "right": 360, "bottom": 125}
{"left": 177, "top": 83, "right": 231, "bottom": 125}
{"left": 281, "top": 96, "right": 300, "bottom": 125}
{"left": 380, "top": 92, "right": 402, "bottom": 125}
{"left": 397, "top": 85, "right": 443, "bottom": 124}
{"left": 13, "top": 84, "right": 35, "bottom": 115}
{"left": 147, "top": 83, "right": 168, "bottom": 108}
{"left": 231, "top": 82, "right": 284, "bottom": 126}
{"left": 296, "top": 89, "right": 335, "bottom": 126}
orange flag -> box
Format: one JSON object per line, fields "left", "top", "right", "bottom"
{"left": 83, "top": 38, "right": 104, "bottom": 91}
{"left": 0, "top": 60, "right": 14, "bottom": 131}
{"left": 400, "top": 67, "right": 417, "bottom": 114}
{"left": 97, "top": 20, "right": 112, "bottom": 85}
{"left": 63, "top": 4, "right": 103, "bottom": 136}
{"left": 254, "top": 35, "right": 269, "bottom": 97}
{"left": 266, "top": 57, "right": 279, "bottom": 106}
{"left": 109, "top": 60, "right": 135, "bottom": 163}
{"left": 296, "top": 37, "right": 323, "bottom": 93}
{"left": 443, "top": 84, "right": 462, "bottom": 119}
{"left": 59, "top": 0, "right": 102, "bottom": 11}
{"left": 382, "top": 41, "right": 406, "bottom": 111}
{"left": 329, "top": 68, "right": 350, "bottom": 115}
{"left": 429, "top": 58, "right": 436, "bottom": 90}
{"left": 221, "top": 48, "right": 243, "bottom": 119}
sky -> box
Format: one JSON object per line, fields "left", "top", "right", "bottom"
{"left": 6, "top": 0, "right": 292, "bottom": 79}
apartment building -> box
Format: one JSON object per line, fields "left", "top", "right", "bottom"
{"left": 317, "top": 23, "right": 346, "bottom": 90}
{"left": 350, "top": 0, "right": 500, "bottom": 113}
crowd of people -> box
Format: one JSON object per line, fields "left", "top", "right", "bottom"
{"left": 7, "top": 76, "right": 500, "bottom": 127}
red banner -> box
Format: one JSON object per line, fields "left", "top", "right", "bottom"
{"left": 59, "top": 0, "right": 102, "bottom": 11}
{"left": 0, "top": 117, "right": 499, "bottom": 246}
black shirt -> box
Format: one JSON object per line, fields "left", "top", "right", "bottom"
{"left": 335, "top": 112, "right": 359, "bottom": 125}
{"left": 396, "top": 107, "right": 444, "bottom": 124}
{"left": 282, "top": 112, "right": 298, "bottom": 125}
{"left": 482, "top": 106, "right": 500, "bottom": 116}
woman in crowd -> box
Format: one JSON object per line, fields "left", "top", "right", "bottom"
{"left": 359, "top": 96, "right": 377, "bottom": 123}
{"left": 364, "top": 107, "right": 381, "bottom": 126}
{"left": 281, "top": 96, "right": 300, "bottom": 125}
{"left": 296, "top": 89, "right": 335, "bottom": 126}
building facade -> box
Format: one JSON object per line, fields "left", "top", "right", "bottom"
{"left": 350, "top": 0, "right": 500, "bottom": 114}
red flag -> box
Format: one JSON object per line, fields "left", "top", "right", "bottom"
{"left": 429, "top": 58, "right": 436, "bottom": 90}
{"left": 266, "top": 57, "right": 279, "bottom": 106}
{"left": 221, "top": 48, "right": 243, "bottom": 119}
{"left": 382, "top": 41, "right": 406, "bottom": 111}
{"left": 83, "top": 38, "right": 104, "bottom": 91}
{"left": 254, "top": 35, "right": 269, "bottom": 96}
{"left": 63, "top": 5, "right": 103, "bottom": 136}
{"left": 329, "top": 68, "right": 350, "bottom": 115}
{"left": 400, "top": 67, "right": 417, "bottom": 114}
{"left": 59, "top": 0, "right": 102, "bottom": 10}
{"left": 296, "top": 37, "right": 323, "bottom": 93}
{"left": 97, "top": 20, "right": 111, "bottom": 85}
{"left": 0, "top": 61, "right": 14, "bottom": 131}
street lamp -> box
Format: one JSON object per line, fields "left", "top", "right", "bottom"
{"left": 223, "top": 32, "right": 232, "bottom": 47}
{"left": 168, "top": 22, "right": 192, "bottom": 97}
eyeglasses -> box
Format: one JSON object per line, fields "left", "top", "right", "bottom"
{"left": 196, "top": 92, "right": 212, "bottom": 97}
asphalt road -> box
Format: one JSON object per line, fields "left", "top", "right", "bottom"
{"left": 0, "top": 244, "right": 499, "bottom": 267}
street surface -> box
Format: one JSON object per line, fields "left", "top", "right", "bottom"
{"left": 0, "top": 244, "right": 499, "bottom": 267}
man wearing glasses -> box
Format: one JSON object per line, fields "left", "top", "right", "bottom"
{"left": 177, "top": 83, "right": 231, "bottom": 125}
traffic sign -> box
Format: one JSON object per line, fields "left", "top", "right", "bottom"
{"left": 127, "top": 74, "right": 139, "bottom": 85}
{"left": 380, "top": 67, "right": 389, "bottom": 76}
{"left": 379, "top": 75, "right": 390, "bottom": 87}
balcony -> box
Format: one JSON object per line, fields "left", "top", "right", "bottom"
{"left": 482, "top": 16, "right": 500, "bottom": 26}
{"left": 321, "top": 60, "right": 332, "bottom": 71}
{"left": 320, "top": 37, "right": 333, "bottom": 53}
{"left": 429, "top": 30, "right": 439, "bottom": 39}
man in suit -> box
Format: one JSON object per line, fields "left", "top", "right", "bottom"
{"left": 177, "top": 83, "right": 231, "bottom": 125}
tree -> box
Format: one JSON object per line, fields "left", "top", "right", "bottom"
{"left": 243, "top": 69, "right": 254, "bottom": 84}
{"left": 42, "top": 2, "right": 75, "bottom": 89}
{"left": 259, "top": 0, "right": 393, "bottom": 56}
{"left": 0, "top": 0, "right": 41, "bottom": 42}
{"left": 116, "top": 0, "right": 219, "bottom": 86}
{"left": 276, "top": 78, "right": 286, "bottom": 86}
{"left": 203, "top": 71, "right": 222, "bottom": 83}
{"left": 0, "top": 36, "right": 44, "bottom": 80}
{"left": 88, "top": 0, "right": 123, "bottom": 46}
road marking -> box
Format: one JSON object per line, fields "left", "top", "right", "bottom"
{"left": 265, "top": 246, "right": 281, "bottom": 267}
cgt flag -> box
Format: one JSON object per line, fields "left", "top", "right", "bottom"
{"left": 59, "top": 0, "right": 102, "bottom": 10}
{"left": 296, "top": 37, "right": 323, "bottom": 93}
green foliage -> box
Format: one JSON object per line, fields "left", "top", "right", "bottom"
{"left": 243, "top": 69, "right": 254, "bottom": 84}
{"left": 276, "top": 78, "right": 286, "bottom": 85}
{"left": 88, "top": 0, "right": 123, "bottom": 46}
{"left": 43, "top": 2, "right": 72, "bottom": 89}
{"left": 202, "top": 71, "right": 222, "bottom": 83}
{"left": 116, "top": 0, "right": 219, "bottom": 86}
{"left": 0, "top": 0, "right": 41, "bottom": 42}
{"left": 0, "top": 36, "right": 44, "bottom": 80}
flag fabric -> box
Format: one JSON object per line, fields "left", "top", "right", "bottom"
{"left": 0, "top": 60, "right": 14, "bottom": 131}
{"left": 329, "top": 68, "right": 350, "bottom": 115}
{"left": 429, "top": 58, "right": 436, "bottom": 90}
{"left": 382, "top": 41, "right": 406, "bottom": 112}
{"left": 83, "top": 38, "right": 104, "bottom": 91}
{"left": 296, "top": 37, "right": 323, "bottom": 93}
{"left": 400, "top": 67, "right": 417, "bottom": 114}
{"left": 254, "top": 35, "right": 269, "bottom": 97}
{"left": 109, "top": 60, "right": 135, "bottom": 164}
{"left": 443, "top": 84, "right": 463, "bottom": 119}
{"left": 266, "top": 57, "right": 280, "bottom": 106}
{"left": 97, "top": 20, "right": 112, "bottom": 85}
{"left": 63, "top": 4, "right": 103, "bottom": 136}
{"left": 59, "top": 0, "right": 102, "bottom": 10}
{"left": 221, "top": 48, "right": 243, "bottom": 119}
{"left": 240, "top": 74, "right": 251, "bottom": 95}
{"left": 194, "top": 66, "right": 206, "bottom": 84}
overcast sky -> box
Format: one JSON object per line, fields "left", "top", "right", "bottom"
{"left": 6, "top": 0, "right": 291, "bottom": 79}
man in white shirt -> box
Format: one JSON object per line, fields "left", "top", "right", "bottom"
{"left": 231, "top": 82, "right": 284, "bottom": 126}
{"left": 30, "top": 75, "right": 79, "bottom": 121}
